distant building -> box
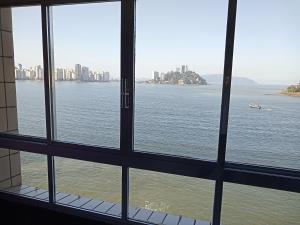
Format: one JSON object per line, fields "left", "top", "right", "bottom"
{"left": 35, "top": 65, "right": 43, "bottom": 80}
{"left": 160, "top": 73, "right": 165, "bottom": 81}
{"left": 96, "top": 73, "right": 103, "bottom": 81}
{"left": 56, "top": 68, "right": 65, "bottom": 81}
{"left": 81, "top": 66, "right": 89, "bottom": 81}
{"left": 178, "top": 79, "right": 184, "bottom": 85}
{"left": 70, "top": 71, "right": 77, "bottom": 80}
{"left": 65, "top": 69, "right": 74, "bottom": 80}
{"left": 29, "top": 68, "right": 36, "bottom": 80}
{"left": 181, "top": 65, "right": 187, "bottom": 74}
{"left": 25, "top": 70, "right": 31, "bottom": 79}
{"left": 103, "top": 72, "right": 110, "bottom": 82}
{"left": 153, "top": 71, "right": 160, "bottom": 82}
{"left": 75, "top": 64, "right": 81, "bottom": 80}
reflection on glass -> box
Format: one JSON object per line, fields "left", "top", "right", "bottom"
{"left": 130, "top": 169, "right": 213, "bottom": 222}
{"left": 21, "top": 152, "right": 48, "bottom": 190}
{"left": 52, "top": 3, "right": 120, "bottom": 148}
{"left": 226, "top": 0, "right": 300, "bottom": 170}
{"left": 10, "top": 7, "right": 45, "bottom": 137}
{"left": 134, "top": 0, "right": 228, "bottom": 160}
{"left": 55, "top": 157, "right": 121, "bottom": 205}
{"left": 222, "top": 183, "right": 300, "bottom": 225}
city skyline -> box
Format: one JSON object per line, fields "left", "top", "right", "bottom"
{"left": 11, "top": 0, "right": 300, "bottom": 85}
{"left": 15, "top": 63, "right": 111, "bottom": 82}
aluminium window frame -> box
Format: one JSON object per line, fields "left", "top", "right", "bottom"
{"left": 0, "top": 0, "right": 299, "bottom": 225}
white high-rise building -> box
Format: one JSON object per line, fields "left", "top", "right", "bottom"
{"left": 29, "top": 68, "right": 36, "bottom": 80}
{"left": 103, "top": 72, "right": 110, "bottom": 82}
{"left": 96, "top": 73, "right": 103, "bottom": 81}
{"left": 25, "top": 70, "right": 31, "bottom": 79}
{"left": 181, "top": 65, "right": 187, "bottom": 74}
{"left": 56, "top": 68, "right": 65, "bottom": 81}
{"left": 75, "top": 64, "right": 81, "bottom": 80}
{"left": 81, "top": 66, "right": 89, "bottom": 81}
{"left": 35, "top": 65, "right": 43, "bottom": 80}
{"left": 153, "top": 71, "right": 160, "bottom": 82}
{"left": 160, "top": 73, "right": 165, "bottom": 81}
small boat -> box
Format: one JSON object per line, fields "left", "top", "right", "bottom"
{"left": 249, "top": 103, "right": 262, "bottom": 109}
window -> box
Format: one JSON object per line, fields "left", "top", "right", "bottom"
{"left": 55, "top": 157, "right": 121, "bottom": 214}
{"left": 0, "top": 1, "right": 299, "bottom": 225}
{"left": 226, "top": 0, "right": 300, "bottom": 170}
{"left": 222, "top": 183, "right": 300, "bottom": 225}
{"left": 130, "top": 169, "right": 213, "bottom": 223}
{"left": 52, "top": 3, "right": 121, "bottom": 148}
{"left": 134, "top": 0, "right": 228, "bottom": 160}
{"left": 21, "top": 152, "right": 48, "bottom": 192}
{"left": 12, "top": 6, "right": 45, "bottom": 137}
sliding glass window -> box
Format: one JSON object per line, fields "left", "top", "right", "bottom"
{"left": 1, "top": 6, "right": 45, "bottom": 138}
{"left": 52, "top": 2, "right": 121, "bottom": 148}
{"left": 226, "top": 0, "right": 300, "bottom": 170}
{"left": 134, "top": 0, "right": 228, "bottom": 160}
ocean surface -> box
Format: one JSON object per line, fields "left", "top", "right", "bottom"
{"left": 15, "top": 81, "right": 300, "bottom": 225}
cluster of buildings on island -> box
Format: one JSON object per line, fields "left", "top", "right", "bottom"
{"left": 152, "top": 65, "right": 189, "bottom": 83}
{"left": 149, "top": 64, "right": 206, "bottom": 85}
{"left": 15, "top": 63, "right": 111, "bottom": 82}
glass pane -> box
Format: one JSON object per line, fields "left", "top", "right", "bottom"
{"left": 21, "top": 151, "right": 48, "bottom": 190}
{"left": 134, "top": 0, "right": 228, "bottom": 160}
{"left": 0, "top": 7, "right": 45, "bottom": 137}
{"left": 226, "top": 0, "right": 300, "bottom": 169}
{"left": 55, "top": 157, "right": 121, "bottom": 216}
{"left": 222, "top": 183, "right": 300, "bottom": 225}
{"left": 52, "top": 3, "right": 120, "bottom": 148}
{"left": 0, "top": 149, "right": 48, "bottom": 200}
{"left": 130, "top": 169, "right": 214, "bottom": 223}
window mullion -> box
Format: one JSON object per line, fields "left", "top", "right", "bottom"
{"left": 41, "top": 3, "right": 57, "bottom": 204}
{"left": 120, "top": 0, "right": 135, "bottom": 221}
{"left": 212, "top": 0, "right": 237, "bottom": 225}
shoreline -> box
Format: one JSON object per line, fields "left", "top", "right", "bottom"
{"left": 280, "top": 92, "right": 300, "bottom": 97}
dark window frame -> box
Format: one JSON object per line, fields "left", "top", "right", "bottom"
{"left": 0, "top": 1, "right": 299, "bottom": 225}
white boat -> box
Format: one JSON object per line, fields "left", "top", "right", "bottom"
{"left": 249, "top": 103, "right": 262, "bottom": 109}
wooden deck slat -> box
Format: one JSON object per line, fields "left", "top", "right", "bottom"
{"left": 94, "top": 201, "right": 115, "bottom": 213}
{"left": 69, "top": 197, "right": 91, "bottom": 208}
{"left": 148, "top": 211, "right": 167, "bottom": 224}
{"left": 35, "top": 191, "right": 49, "bottom": 200}
{"left": 134, "top": 208, "right": 153, "bottom": 222}
{"left": 128, "top": 207, "right": 140, "bottom": 218}
{"left": 195, "top": 220, "right": 210, "bottom": 225}
{"left": 81, "top": 199, "right": 103, "bottom": 211}
{"left": 56, "top": 193, "right": 70, "bottom": 201}
{"left": 106, "top": 203, "right": 121, "bottom": 216}
{"left": 163, "top": 214, "right": 181, "bottom": 225}
{"left": 19, "top": 187, "right": 37, "bottom": 195}
{"left": 178, "top": 217, "right": 195, "bottom": 225}
{"left": 58, "top": 194, "right": 79, "bottom": 205}
{"left": 25, "top": 189, "right": 47, "bottom": 197}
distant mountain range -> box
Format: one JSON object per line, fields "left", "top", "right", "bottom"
{"left": 202, "top": 74, "right": 258, "bottom": 85}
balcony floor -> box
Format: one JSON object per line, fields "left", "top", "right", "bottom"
{"left": 1, "top": 185, "right": 210, "bottom": 225}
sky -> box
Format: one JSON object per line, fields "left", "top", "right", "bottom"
{"left": 12, "top": 0, "right": 300, "bottom": 84}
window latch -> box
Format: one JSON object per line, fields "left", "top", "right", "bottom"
{"left": 121, "top": 78, "right": 130, "bottom": 109}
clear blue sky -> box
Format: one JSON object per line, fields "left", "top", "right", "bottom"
{"left": 12, "top": 0, "right": 300, "bottom": 84}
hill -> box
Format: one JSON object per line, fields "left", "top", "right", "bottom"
{"left": 202, "top": 74, "right": 258, "bottom": 85}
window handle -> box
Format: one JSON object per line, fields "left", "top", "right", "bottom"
{"left": 121, "top": 78, "right": 130, "bottom": 109}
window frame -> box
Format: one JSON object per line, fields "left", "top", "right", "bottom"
{"left": 0, "top": 1, "right": 299, "bottom": 225}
